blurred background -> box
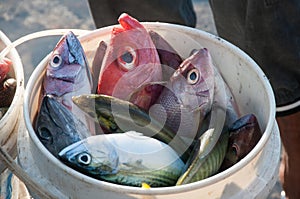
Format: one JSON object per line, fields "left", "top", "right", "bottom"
{"left": 0, "top": 0, "right": 281, "bottom": 198}
{"left": 0, "top": 0, "right": 216, "bottom": 83}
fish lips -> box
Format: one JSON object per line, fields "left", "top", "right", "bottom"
{"left": 44, "top": 64, "right": 85, "bottom": 97}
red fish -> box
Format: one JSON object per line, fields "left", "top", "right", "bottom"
{"left": 97, "top": 13, "right": 162, "bottom": 110}
{"left": 0, "top": 57, "right": 11, "bottom": 83}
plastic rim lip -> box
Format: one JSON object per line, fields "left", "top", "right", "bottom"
{"left": 23, "top": 23, "right": 276, "bottom": 195}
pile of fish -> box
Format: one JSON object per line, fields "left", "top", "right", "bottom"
{"left": 0, "top": 57, "right": 16, "bottom": 119}
{"left": 34, "top": 13, "right": 262, "bottom": 188}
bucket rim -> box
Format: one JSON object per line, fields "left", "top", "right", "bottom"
{"left": 23, "top": 23, "right": 276, "bottom": 195}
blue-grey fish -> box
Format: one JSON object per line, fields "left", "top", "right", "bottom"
{"left": 58, "top": 131, "right": 185, "bottom": 187}
{"left": 35, "top": 95, "right": 90, "bottom": 158}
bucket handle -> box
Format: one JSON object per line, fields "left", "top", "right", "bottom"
{"left": 0, "top": 147, "right": 57, "bottom": 199}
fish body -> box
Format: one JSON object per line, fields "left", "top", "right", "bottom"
{"left": 59, "top": 131, "right": 185, "bottom": 187}
{"left": 97, "top": 13, "right": 162, "bottom": 110}
{"left": 152, "top": 48, "right": 215, "bottom": 139}
{"left": 72, "top": 94, "right": 192, "bottom": 162}
{"left": 176, "top": 130, "right": 229, "bottom": 185}
{"left": 35, "top": 96, "right": 90, "bottom": 158}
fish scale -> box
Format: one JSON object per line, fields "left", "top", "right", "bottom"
{"left": 176, "top": 131, "right": 229, "bottom": 185}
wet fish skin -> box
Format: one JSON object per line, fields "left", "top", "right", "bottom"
{"left": 41, "top": 31, "right": 95, "bottom": 135}
{"left": 42, "top": 31, "right": 92, "bottom": 110}
{"left": 72, "top": 94, "right": 192, "bottom": 163}
{"left": 176, "top": 130, "right": 229, "bottom": 185}
{"left": 220, "top": 113, "right": 262, "bottom": 171}
{"left": 35, "top": 95, "right": 90, "bottom": 158}
{"left": 151, "top": 48, "right": 215, "bottom": 139}
{"left": 149, "top": 30, "right": 183, "bottom": 80}
{"left": 58, "top": 131, "right": 185, "bottom": 187}
{"left": 97, "top": 13, "right": 162, "bottom": 110}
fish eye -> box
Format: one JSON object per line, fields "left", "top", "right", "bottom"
{"left": 232, "top": 143, "right": 240, "bottom": 156}
{"left": 50, "top": 54, "right": 62, "bottom": 68}
{"left": 38, "top": 127, "right": 53, "bottom": 142}
{"left": 187, "top": 68, "right": 199, "bottom": 85}
{"left": 118, "top": 46, "right": 137, "bottom": 71}
{"left": 77, "top": 152, "right": 92, "bottom": 166}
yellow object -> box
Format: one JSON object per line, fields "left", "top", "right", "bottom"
{"left": 142, "top": 183, "right": 151, "bottom": 189}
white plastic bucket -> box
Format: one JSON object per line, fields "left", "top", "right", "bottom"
{"left": 0, "top": 31, "right": 24, "bottom": 173}
{"left": 19, "top": 24, "right": 280, "bottom": 199}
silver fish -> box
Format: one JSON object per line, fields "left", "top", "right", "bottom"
{"left": 59, "top": 131, "right": 185, "bottom": 187}
{"left": 41, "top": 31, "right": 94, "bottom": 134}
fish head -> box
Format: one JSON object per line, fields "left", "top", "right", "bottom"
{"left": 35, "top": 95, "right": 88, "bottom": 157}
{"left": 170, "top": 48, "right": 215, "bottom": 112}
{"left": 221, "top": 114, "right": 262, "bottom": 171}
{"left": 58, "top": 136, "right": 119, "bottom": 176}
{"left": 0, "top": 57, "right": 12, "bottom": 83}
{"left": 228, "top": 114, "right": 262, "bottom": 159}
{"left": 43, "top": 31, "right": 92, "bottom": 104}
{"left": 97, "top": 13, "right": 162, "bottom": 109}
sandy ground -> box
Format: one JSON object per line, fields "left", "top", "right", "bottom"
{"left": 0, "top": 0, "right": 282, "bottom": 198}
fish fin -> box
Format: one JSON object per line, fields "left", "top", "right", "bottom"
{"left": 92, "top": 41, "right": 107, "bottom": 93}
{"left": 118, "top": 13, "right": 144, "bottom": 29}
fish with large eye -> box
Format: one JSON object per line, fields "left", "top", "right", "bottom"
{"left": 42, "top": 31, "right": 92, "bottom": 102}
{"left": 96, "top": 13, "right": 162, "bottom": 110}
{"left": 151, "top": 48, "right": 215, "bottom": 139}
{"left": 58, "top": 131, "right": 185, "bottom": 187}
{"left": 40, "top": 31, "right": 95, "bottom": 135}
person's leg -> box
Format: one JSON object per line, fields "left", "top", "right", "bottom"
{"left": 87, "top": 0, "right": 196, "bottom": 28}
{"left": 209, "top": 0, "right": 300, "bottom": 107}
{"left": 209, "top": 0, "right": 300, "bottom": 198}
{"left": 277, "top": 112, "right": 300, "bottom": 199}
